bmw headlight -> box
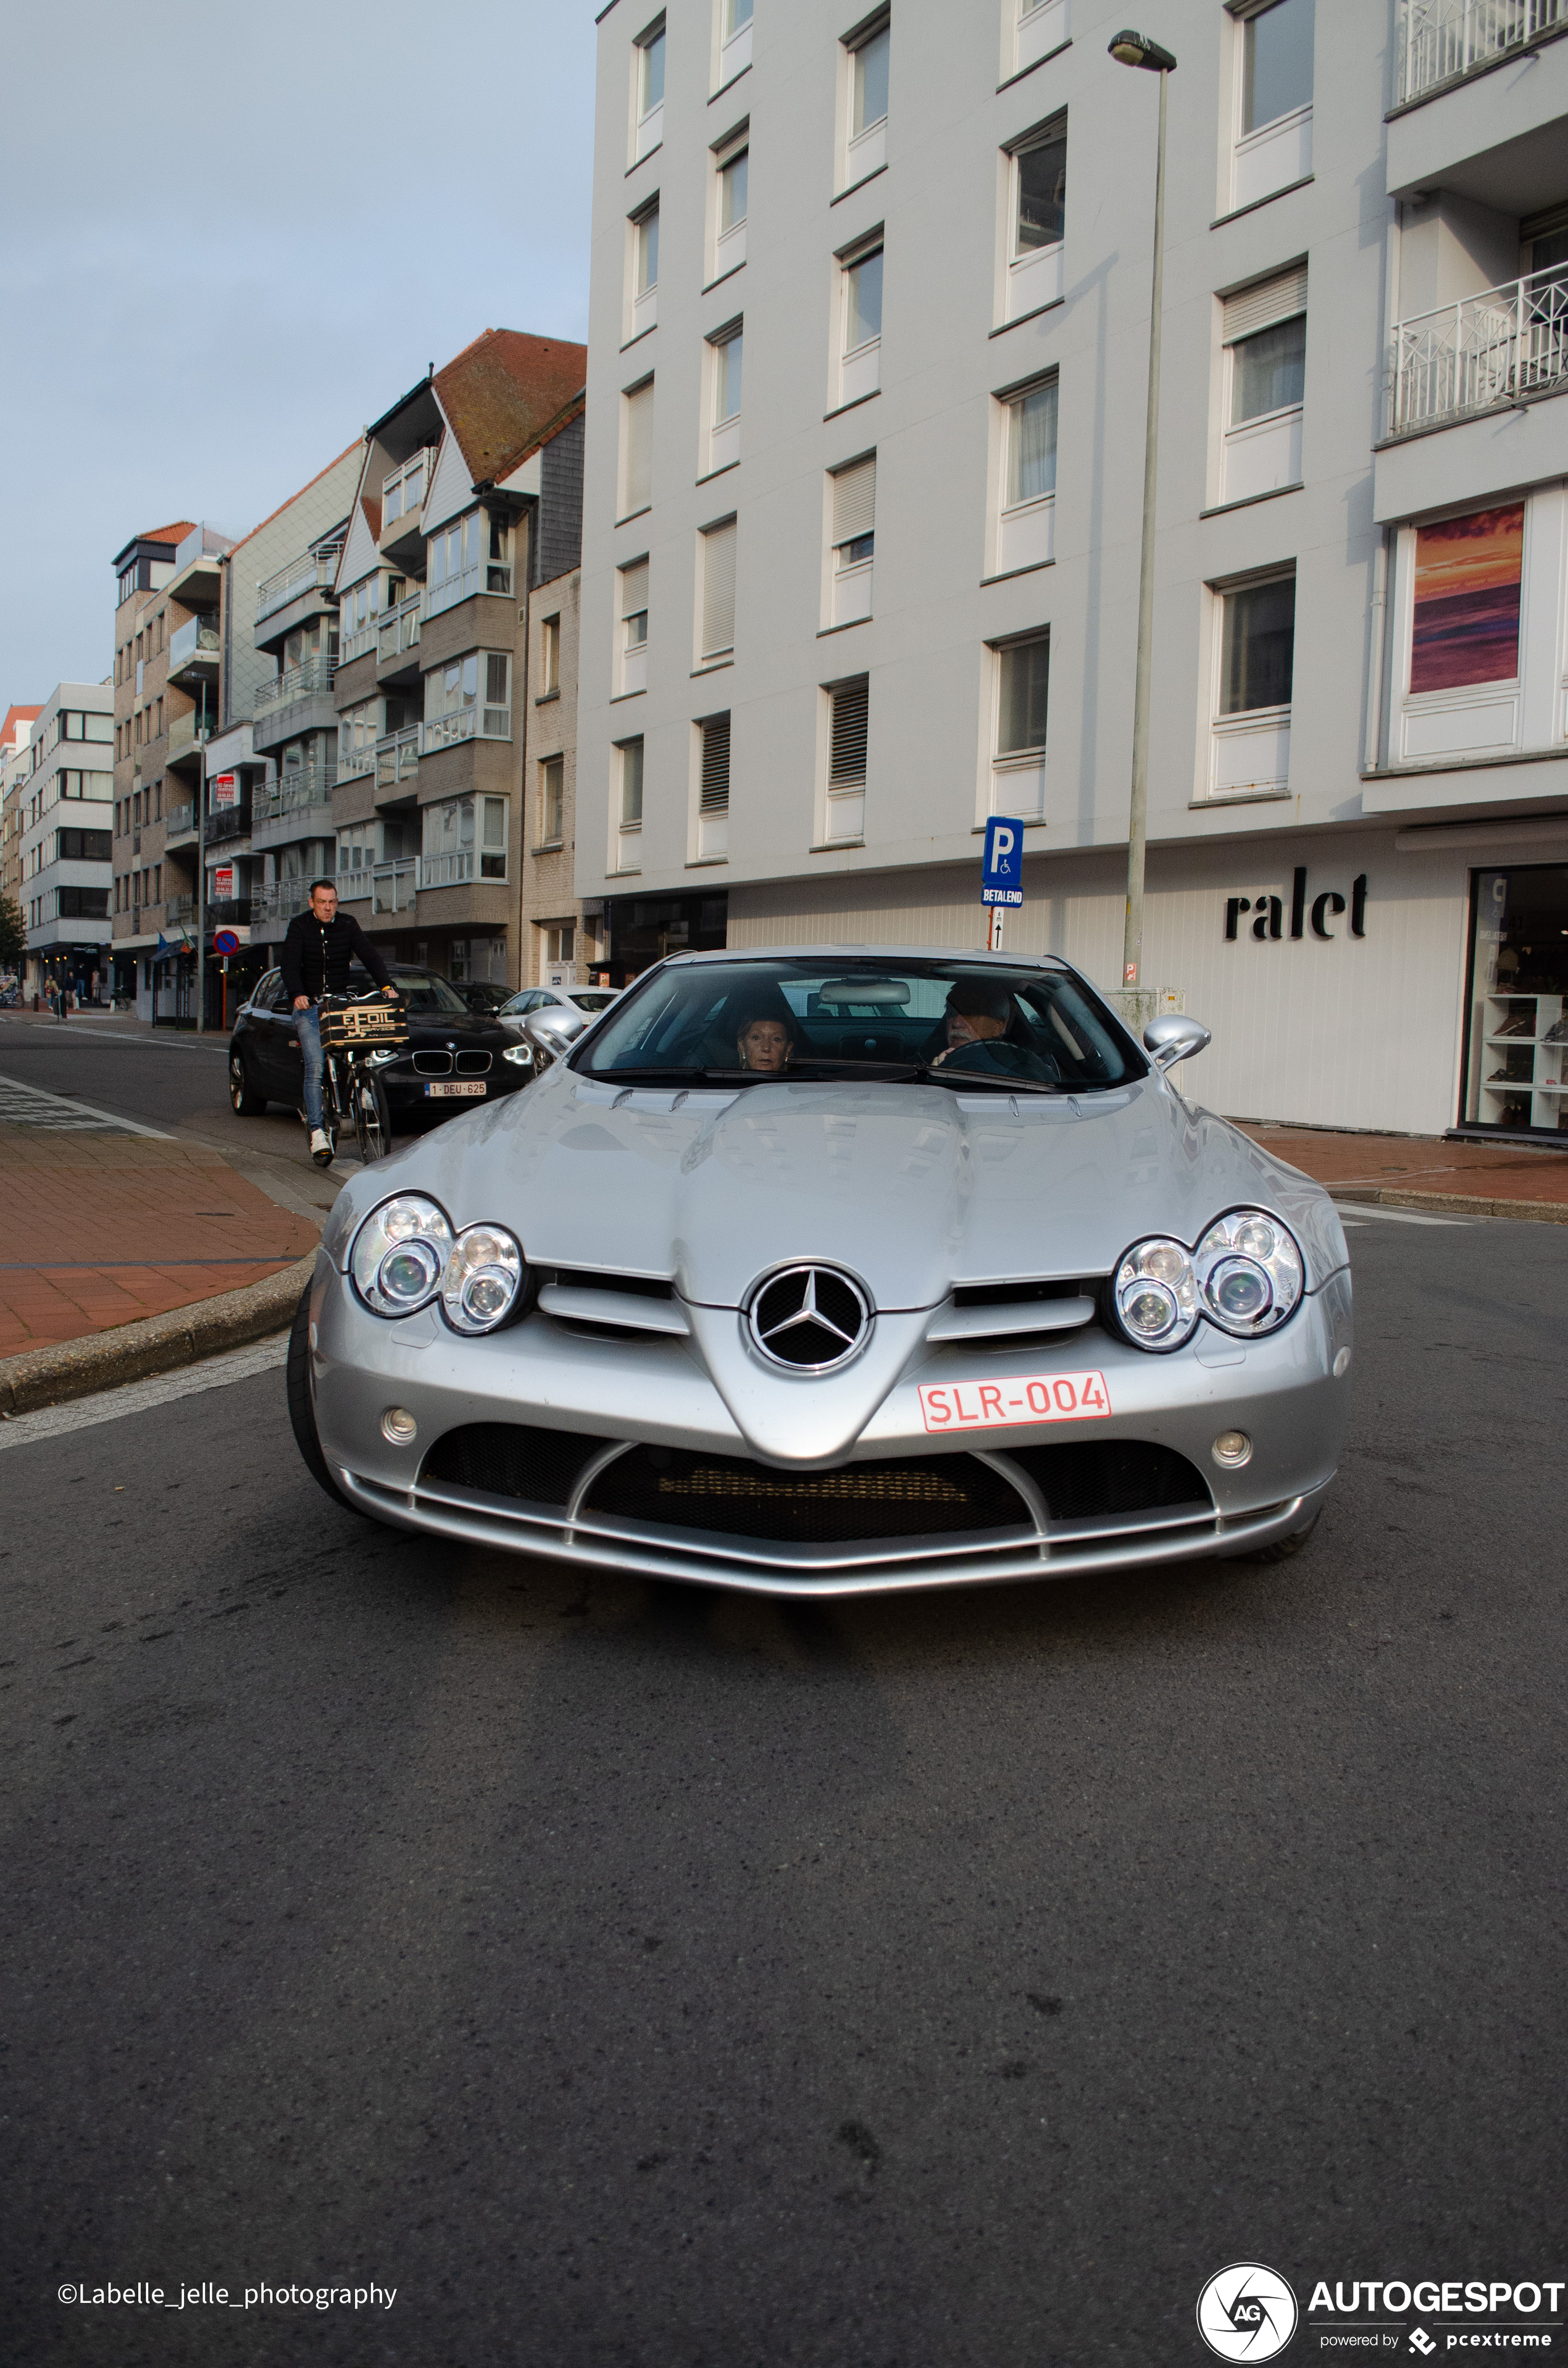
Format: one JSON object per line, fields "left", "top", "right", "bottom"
{"left": 351, "top": 1194, "right": 454, "bottom": 1317}
{"left": 1194, "top": 1209, "right": 1303, "bottom": 1338}
{"left": 442, "top": 1223, "right": 526, "bottom": 1335}
{"left": 502, "top": 1044, "right": 535, "bottom": 1067}
{"left": 365, "top": 1047, "right": 399, "bottom": 1067}
{"left": 1110, "top": 1237, "right": 1199, "bottom": 1351}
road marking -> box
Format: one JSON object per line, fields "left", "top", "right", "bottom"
{"left": 0, "top": 1023, "right": 226, "bottom": 1050}
{"left": 0, "top": 1071, "right": 174, "bottom": 1137}
{"left": 0, "top": 1334, "right": 288, "bottom": 1450}
{"left": 1334, "top": 1200, "right": 1470, "bottom": 1228}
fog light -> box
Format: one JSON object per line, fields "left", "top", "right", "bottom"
{"left": 1212, "top": 1429, "right": 1251, "bottom": 1468}
{"left": 382, "top": 1407, "right": 418, "bottom": 1444}
{"left": 1333, "top": 1346, "right": 1351, "bottom": 1377}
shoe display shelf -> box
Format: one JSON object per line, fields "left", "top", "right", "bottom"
{"left": 1477, "top": 994, "right": 1568, "bottom": 1131}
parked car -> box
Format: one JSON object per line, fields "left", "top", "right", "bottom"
{"left": 496, "top": 982, "right": 622, "bottom": 1038}
{"left": 228, "top": 964, "right": 534, "bottom": 1133}
{"left": 290, "top": 947, "right": 1353, "bottom": 1597}
{"left": 452, "top": 981, "right": 511, "bottom": 1015}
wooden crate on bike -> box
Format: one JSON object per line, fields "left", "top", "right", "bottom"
{"left": 319, "top": 1003, "right": 409, "bottom": 1050}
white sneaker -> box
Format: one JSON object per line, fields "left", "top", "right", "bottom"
{"left": 310, "top": 1128, "right": 333, "bottom": 1166}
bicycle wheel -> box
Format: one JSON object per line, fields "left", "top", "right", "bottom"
{"left": 353, "top": 1068, "right": 392, "bottom": 1163}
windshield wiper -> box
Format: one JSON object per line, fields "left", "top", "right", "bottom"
{"left": 582, "top": 1060, "right": 1065, "bottom": 1094}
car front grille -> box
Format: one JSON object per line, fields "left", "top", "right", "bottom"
{"left": 456, "top": 1051, "right": 491, "bottom": 1075}
{"left": 420, "top": 1422, "right": 603, "bottom": 1505}
{"left": 1006, "top": 1439, "right": 1211, "bottom": 1519}
{"left": 412, "top": 1052, "right": 452, "bottom": 1076}
{"left": 586, "top": 1448, "right": 1030, "bottom": 1542}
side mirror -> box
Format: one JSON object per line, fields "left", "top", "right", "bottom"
{"left": 1144, "top": 1014, "right": 1212, "bottom": 1071}
{"left": 521, "top": 1005, "right": 588, "bottom": 1070}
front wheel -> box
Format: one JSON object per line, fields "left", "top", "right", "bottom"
{"left": 229, "top": 1050, "right": 267, "bottom": 1115}
{"left": 1248, "top": 1509, "right": 1322, "bottom": 1565}
{"left": 285, "top": 1287, "right": 365, "bottom": 1515}
{"left": 352, "top": 1069, "right": 392, "bottom": 1163}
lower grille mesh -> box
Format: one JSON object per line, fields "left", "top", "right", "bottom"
{"left": 421, "top": 1423, "right": 603, "bottom": 1507}
{"left": 1005, "top": 1439, "right": 1211, "bottom": 1520}
{"left": 588, "top": 1449, "right": 1030, "bottom": 1543}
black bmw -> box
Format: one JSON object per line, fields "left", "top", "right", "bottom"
{"left": 227, "top": 964, "right": 534, "bottom": 1133}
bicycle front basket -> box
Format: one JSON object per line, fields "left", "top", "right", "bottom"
{"left": 318, "top": 1003, "right": 409, "bottom": 1050}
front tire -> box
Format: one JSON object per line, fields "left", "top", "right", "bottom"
{"left": 285, "top": 1286, "right": 364, "bottom": 1516}
{"left": 353, "top": 1070, "right": 392, "bottom": 1163}
{"left": 229, "top": 1050, "right": 267, "bottom": 1115}
{"left": 1248, "top": 1509, "right": 1322, "bottom": 1565}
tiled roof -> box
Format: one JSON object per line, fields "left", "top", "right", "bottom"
{"left": 136, "top": 522, "right": 199, "bottom": 550}
{"left": 435, "top": 329, "right": 588, "bottom": 487}
{"left": 1, "top": 705, "right": 43, "bottom": 748}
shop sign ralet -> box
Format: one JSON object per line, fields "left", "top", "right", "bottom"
{"left": 1225, "top": 868, "right": 1367, "bottom": 944}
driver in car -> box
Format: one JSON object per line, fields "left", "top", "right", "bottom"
{"left": 934, "top": 979, "right": 1013, "bottom": 1063}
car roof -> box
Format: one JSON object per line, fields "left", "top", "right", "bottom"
{"left": 659, "top": 943, "right": 1063, "bottom": 971}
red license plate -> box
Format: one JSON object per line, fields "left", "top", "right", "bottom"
{"left": 917, "top": 1370, "right": 1111, "bottom": 1434}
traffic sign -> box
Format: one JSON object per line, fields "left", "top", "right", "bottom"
{"left": 213, "top": 929, "right": 240, "bottom": 956}
{"left": 981, "top": 814, "right": 1024, "bottom": 908}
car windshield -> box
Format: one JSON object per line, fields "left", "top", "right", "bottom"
{"left": 388, "top": 971, "right": 468, "bottom": 1015}
{"left": 570, "top": 990, "right": 619, "bottom": 1012}
{"left": 574, "top": 957, "right": 1143, "bottom": 1092}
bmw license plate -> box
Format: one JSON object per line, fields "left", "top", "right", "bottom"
{"left": 918, "top": 1371, "right": 1111, "bottom": 1434}
{"left": 425, "top": 1081, "right": 486, "bottom": 1098}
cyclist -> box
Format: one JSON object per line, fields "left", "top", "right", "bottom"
{"left": 279, "top": 879, "right": 398, "bottom": 1166}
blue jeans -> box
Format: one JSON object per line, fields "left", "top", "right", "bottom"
{"left": 296, "top": 1004, "right": 324, "bottom": 1129}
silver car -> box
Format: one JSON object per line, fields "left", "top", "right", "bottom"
{"left": 290, "top": 948, "right": 1353, "bottom": 1598}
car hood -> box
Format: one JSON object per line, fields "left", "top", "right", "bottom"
{"left": 401, "top": 1010, "right": 510, "bottom": 1047}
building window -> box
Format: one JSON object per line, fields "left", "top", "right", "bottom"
{"left": 1211, "top": 571, "right": 1295, "bottom": 799}
{"left": 423, "top": 653, "right": 508, "bottom": 748}
{"left": 1385, "top": 500, "right": 1544, "bottom": 769}
{"left": 714, "top": 131, "right": 749, "bottom": 278}
{"left": 1220, "top": 264, "right": 1306, "bottom": 505}
{"left": 340, "top": 698, "right": 379, "bottom": 779}
{"left": 697, "top": 709, "right": 730, "bottom": 857}
{"left": 843, "top": 13, "right": 890, "bottom": 188}
{"left": 1232, "top": 0, "right": 1314, "bottom": 212}
{"left": 62, "top": 710, "right": 114, "bottom": 744}
{"left": 635, "top": 18, "right": 665, "bottom": 161}
{"left": 838, "top": 238, "right": 883, "bottom": 406}
{"left": 1009, "top": 0, "right": 1069, "bottom": 82}
{"left": 616, "top": 737, "right": 644, "bottom": 868}
{"left": 539, "top": 755, "right": 565, "bottom": 845}
{"left": 991, "top": 631, "right": 1051, "bottom": 819}
{"left": 1005, "top": 119, "right": 1066, "bottom": 324}
{"left": 829, "top": 453, "right": 876, "bottom": 626}
{"left": 427, "top": 509, "right": 486, "bottom": 618}
{"left": 620, "top": 558, "right": 651, "bottom": 693}
{"left": 717, "top": 0, "right": 752, "bottom": 85}
{"left": 622, "top": 377, "right": 654, "bottom": 517}
{"left": 630, "top": 198, "right": 660, "bottom": 338}
{"left": 707, "top": 323, "right": 743, "bottom": 472}
{"left": 700, "top": 519, "right": 737, "bottom": 660}
{"left": 996, "top": 374, "right": 1057, "bottom": 573}
{"left": 483, "top": 653, "right": 511, "bottom": 737}
{"left": 825, "top": 674, "right": 869, "bottom": 841}
{"left": 540, "top": 614, "right": 561, "bottom": 695}
{"left": 420, "top": 795, "right": 508, "bottom": 887}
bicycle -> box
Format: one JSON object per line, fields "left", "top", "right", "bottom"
{"left": 316, "top": 990, "right": 408, "bottom": 1165}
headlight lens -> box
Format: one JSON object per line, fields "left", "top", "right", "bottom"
{"left": 442, "top": 1224, "right": 525, "bottom": 1334}
{"left": 365, "top": 1047, "right": 399, "bottom": 1067}
{"left": 351, "top": 1194, "right": 454, "bottom": 1316}
{"left": 1111, "top": 1237, "right": 1198, "bottom": 1350}
{"left": 502, "top": 1044, "right": 535, "bottom": 1067}
{"left": 1195, "top": 1210, "right": 1303, "bottom": 1336}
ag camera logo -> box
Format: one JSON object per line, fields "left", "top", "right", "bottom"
{"left": 1197, "top": 2264, "right": 1299, "bottom": 2361}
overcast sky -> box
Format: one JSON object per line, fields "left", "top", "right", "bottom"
{"left": 1, "top": 0, "right": 596, "bottom": 701}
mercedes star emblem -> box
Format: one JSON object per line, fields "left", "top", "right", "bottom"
{"left": 747, "top": 1265, "right": 872, "bottom": 1372}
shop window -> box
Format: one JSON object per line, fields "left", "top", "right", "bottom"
{"left": 995, "top": 374, "right": 1056, "bottom": 574}
{"left": 1004, "top": 119, "right": 1065, "bottom": 325}
{"left": 1230, "top": 0, "right": 1313, "bottom": 214}
{"left": 828, "top": 454, "right": 875, "bottom": 625}
{"left": 1209, "top": 571, "right": 1295, "bottom": 800}
{"left": 697, "top": 709, "right": 730, "bottom": 858}
{"left": 836, "top": 238, "right": 883, "bottom": 408}
{"left": 1219, "top": 264, "right": 1307, "bottom": 506}
{"left": 824, "top": 674, "right": 869, "bottom": 842}
{"left": 1464, "top": 866, "right": 1568, "bottom": 1136}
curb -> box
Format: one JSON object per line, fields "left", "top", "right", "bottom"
{"left": 1331, "top": 1186, "right": 1568, "bottom": 1226}
{"left": 0, "top": 1253, "right": 319, "bottom": 1420}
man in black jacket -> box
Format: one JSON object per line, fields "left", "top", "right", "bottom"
{"left": 279, "top": 880, "right": 398, "bottom": 1165}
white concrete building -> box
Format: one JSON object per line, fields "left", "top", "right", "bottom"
{"left": 578, "top": 0, "right": 1568, "bottom": 1139}
{"left": 20, "top": 681, "right": 115, "bottom": 998}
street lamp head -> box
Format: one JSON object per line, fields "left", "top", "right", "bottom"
{"left": 1109, "top": 29, "right": 1177, "bottom": 70}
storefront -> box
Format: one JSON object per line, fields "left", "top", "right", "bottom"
{"left": 1460, "top": 864, "right": 1568, "bottom": 1137}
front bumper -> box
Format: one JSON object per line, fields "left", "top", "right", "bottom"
{"left": 310, "top": 1261, "right": 1353, "bottom": 1597}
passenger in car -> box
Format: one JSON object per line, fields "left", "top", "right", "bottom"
{"left": 736, "top": 1014, "right": 793, "bottom": 1073}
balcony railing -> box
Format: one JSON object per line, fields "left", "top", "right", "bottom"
{"left": 422, "top": 707, "right": 510, "bottom": 755}
{"left": 424, "top": 562, "right": 512, "bottom": 622}
{"left": 254, "top": 878, "right": 314, "bottom": 925}
{"left": 205, "top": 803, "right": 251, "bottom": 846}
{"left": 1397, "top": 0, "right": 1566, "bottom": 103}
{"left": 340, "top": 620, "right": 378, "bottom": 664}
{"left": 1391, "top": 270, "right": 1568, "bottom": 432}
{"left": 167, "top": 895, "right": 196, "bottom": 924}
{"left": 168, "top": 616, "right": 220, "bottom": 674}
{"left": 377, "top": 592, "right": 423, "bottom": 664}
{"left": 256, "top": 538, "right": 345, "bottom": 625}
{"left": 375, "top": 726, "right": 421, "bottom": 791}
{"left": 420, "top": 850, "right": 478, "bottom": 889}
{"left": 165, "top": 803, "right": 197, "bottom": 839}
{"left": 372, "top": 858, "right": 418, "bottom": 914}
{"left": 255, "top": 764, "right": 338, "bottom": 825}
{"left": 335, "top": 866, "right": 373, "bottom": 903}
{"left": 338, "top": 740, "right": 375, "bottom": 783}
{"left": 382, "top": 448, "right": 437, "bottom": 530}
{"left": 253, "top": 656, "right": 338, "bottom": 718}
{"left": 167, "top": 711, "right": 214, "bottom": 757}
{"left": 205, "top": 897, "right": 252, "bottom": 926}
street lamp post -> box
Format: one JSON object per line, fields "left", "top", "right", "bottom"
{"left": 1109, "top": 29, "right": 1177, "bottom": 995}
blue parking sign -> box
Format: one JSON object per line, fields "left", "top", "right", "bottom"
{"left": 982, "top": 815, "right": 1024, "bottom": 907}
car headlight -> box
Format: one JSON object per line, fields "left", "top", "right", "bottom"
{"left": 365, "top": 1047, "right": 399, "bottom": 1067}
{"left": 1109, "top": 1237, "right": 1199, "bottom": 1351}
{"left": 351, "top": 1194, "right": 454, "bottom": 1317}
{"left": 1194, "top": 1209, "right": 1303, "bottom": 1337}
{"left": 502, "top": 1044, "right": 535, "bottom": 1067}
{"left": 442, "top": 1223, "right": 526, "bottom": 1334}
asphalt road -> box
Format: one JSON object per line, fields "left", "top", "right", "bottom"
{"left": 2, "top": 1199, "right": 1566, "bottom": 2367}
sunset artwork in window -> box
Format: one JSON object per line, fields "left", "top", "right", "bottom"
{"left": 1409, "top": 503, "right": 1524, "bottom": 695}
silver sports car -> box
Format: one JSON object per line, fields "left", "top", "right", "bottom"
{"left": 291, "top": 947, "right": 1353, "bottom": 1597}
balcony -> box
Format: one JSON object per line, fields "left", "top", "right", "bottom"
{"left": 375, "top": 726, "right": 420, "bottom": 793}
{"left": 165, "top": 803, "right": 198, "bottom": 845}
{"left": 205, "top": 897, "right": 252, "bottom": 926}
{"left": 372, "top": 858, "right": 418, "bottom": 914}
{"left": 340, "top": 617, "right": 378, "bottom": 664}
{"left": 253, "top": 656, "right": 338, "bottom": 719}
{"left": 205, "top": 802, "right": 252, "bottom": 847}
{"left": 377, "top": 592, "right": 423, "bottom": 666}
{"left": 419, "top": 849, "right": 508, "bottom": 890}
{"left": 167, "top": 711, "right": 213, "bottom": 759}
{"left": 256, "top": 538, "right": 345, "bottom": 627}
{"left": 254, "top": 878, "right": 314, "bottom": 926}
{"left": 1390, "top": 270, "right": 1568, "bottom": 432}
{"left": 338, "top": 740, "right": 375, "bottom": 784}
{"left": 167, "top": 895, "right": 196, "bottom": 924}
{"left": 335, "top": 866, "right": 373, "bottom": 903}
{"left": 422, "top": 707, "right": 510, "bottom": 755}
{"left": 167, "top": 615, "right": 220, "bottom": 687}
{"left": 1397, "top": 0, "right": 1566, "bottom": 106}
{"left": 382, "top": 450, "right": 436, "bottom": 533}
{"left": 255, "top": 763, "right": 338, "bottom": 826}
{"left": 425, "top": 560, "right": 512, "bottom": 621}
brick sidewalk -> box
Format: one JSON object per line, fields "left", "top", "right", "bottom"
{"left": 1238, "top": 1124, "right": 1568, "bottom": 1212}
{"left": 0, "top": 1124, "right": 319, "bottom": 1357}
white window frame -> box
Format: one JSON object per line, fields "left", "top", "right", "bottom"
{"left": 840, "top": 10, "right": 890, "bottom": 193}
{"left": 421, "top": 650, "right": 512, "bottom": 753}
{"left": 992, "top": 371, "right": 1057, "bottom": 576}
{"left": 1206, "top": 565, "right": 1296, "bottom": 802}
{"left": 632, "top": 15, "right": 666, "bottom": 163}
{"left": 706, "top": 320, "right": 743, "bottom": 474}
{"left": 821, "top": 672, "right": 869, "bottom": 843}
{"left": 714, "top": 0, "right": 752, "bottom": 91}
{"left": 1003, "top": 0, "right": 1069, "bottom": 85}
{"left": 540, "top": 613, "right": 561, "bottom": 697}
{"left": 614, "top": 736, "right": 645, "bottom": 871}
{"left": 1227, "top": 0, "right": 1314, "bottom": 216}
{"left": 1217, "top": 265, "right": 1307, "bottom": 508}
{"left": 827, "top": 452, "right": 876, "bottom": 628}
{"left": 620, "top": 375, "right": 655, "bottom": 520}
{"left": 836, "top": 233, "right": 883, "bottom": 409}
{"left": 619, "top": 556, "right": 651, "bottom": 695}
{"left": 538, "top": 753, "right": 565, "bottom": 847}
{"left": 628, "top": 196, "right": 660, "bottom": 341}
{"left": 699, "top": 516, "right": 738, "bottom": 663}
{"left": 425, "top": 509, "right": 488, "bottom": 621}
{"left": 988, "top": 629, "right": 1051, "bottom": 820}
{"left": 694, "top": 708, "right": 731, "bottom": 858}
{"left": 710, "top": 123, "right": 749, "bottom": 285}
{"left": 1002, "top": 116, "right": 1066, "bottom": 327}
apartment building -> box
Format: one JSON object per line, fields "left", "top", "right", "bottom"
{"left": 329, "top": 328, "right": 589, "bottom": 991}
{"left": 19, "top": 681, "right": 115, "bottom": 998}
{"left": 109, "top": 522, "right": 234, "bottom": 1016}
{"left": 580, "top": 0, "right": 1568, "bottom": 1138}
{"left": 1, "top": 705, "right": 43, "bottom": 923}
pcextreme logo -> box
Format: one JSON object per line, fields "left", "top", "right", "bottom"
{"left": 1198, "top": 2264, "right": 1300, "bottom": 2361}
